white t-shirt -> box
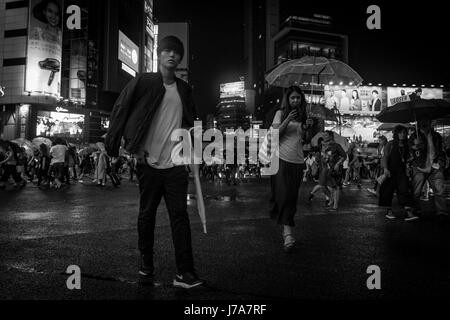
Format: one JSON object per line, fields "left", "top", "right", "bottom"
{"left": 272, "top": 110, "right": 305, "bottom": 164}
{"left": 50, "top": 145, "right": 68, "bottom": 165}
{"left": 141, "top": 82, "right": 183, "bottom": 169}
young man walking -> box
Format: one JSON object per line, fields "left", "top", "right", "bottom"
{"left": 106, "top": 36, "right": 204, "bottom": 289}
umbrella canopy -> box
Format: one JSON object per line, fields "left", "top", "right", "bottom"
{"left": 330, "top": 125, "right": 356, "bottom": 137}
{"left": 311, "top": 131, "right": 350, "bottom": 152}
{"left": 10, "top": 140, "right": 35, "bottom": 156}
{"left": 32, "top": 137, "right": 52, "bottom": 149}
{"left": 376, "top": 98, "right": 450, "bottom": 123}
{"left": 78, "top": 147, "right": 98, "bottom": 157}
{"left": 309, "top": 104, "right": 338, "bottom": 122}
{"left": 377, "top": 123, "right": 414, "bottom": 131}
{"left": 265, "top": 56, "right": 363, "bottom": 88}
{"left": 11, "top": 138, "right": 35, "bottom": 150}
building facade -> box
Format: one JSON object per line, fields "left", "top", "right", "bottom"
{"left": 0, "top": 0, "right": 155, "bottom": 143}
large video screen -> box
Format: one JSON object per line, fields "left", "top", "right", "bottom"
{"left": 36, "top": 111, "right": 84, "bottom": 138}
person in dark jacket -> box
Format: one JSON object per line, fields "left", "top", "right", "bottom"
{"left": 379, "top": 125, "right": 418, "bottom": 221}
{"left": 409, "top": 116, "right": 447, "bottom": 217}
{"left": 105, "top": 35, "right": 203, "bottom": 289}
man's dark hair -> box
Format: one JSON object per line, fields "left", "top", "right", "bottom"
{"left": 157, "top": 36, "right": 185, "bottom": 61}
{"left": 372, "top": 90, "right": 379, "bottom": 95}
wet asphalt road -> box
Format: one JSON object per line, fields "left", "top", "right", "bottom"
{"left": 0, "top": 176, "right": 449, "bottom": 300}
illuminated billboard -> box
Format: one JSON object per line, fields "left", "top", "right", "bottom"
{"left": 69, "top": 40, "right": 87, "bottom": 102}
{"left": 324, "top": 85, "right": 385, "bottom": 115}
{"left": 26, "top": 0, "right": 63, "bottom": 97}
{"left": 36, "top": 110, "right": 84, "bottom": 138}
{"left": 220, "top": 81, "right": 246, "bottom": 99}
{"left": 387, "top": 87, "right": 443, "bottom": 107}
{"left": 118, "top": 30, "right": 140, "bottom": 73}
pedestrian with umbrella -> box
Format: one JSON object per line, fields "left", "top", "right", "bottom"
{"left": 410, "top": 116, "right": 447, "bottom": 218}
{"left": 269, "top": 86, "right": 312, "bottom": 252}
{"left": 377, "top": 96, "right": 450, "bottom": 218}
{"left": 105, "top": 35, "right": 204, "bottom": 288}
{"left": 379, "top": 125, "right": 418, "bottom": 221}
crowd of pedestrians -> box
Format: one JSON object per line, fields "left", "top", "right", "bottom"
{"left": 0, "top": 137, "right": 140, "bottom": 190}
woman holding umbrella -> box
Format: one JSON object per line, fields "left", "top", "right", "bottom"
{"left": 270, "top": 86, "right": 311, "bottom": 252}
{"left": 379, "top": 125, "right": 419, "bottom": 221}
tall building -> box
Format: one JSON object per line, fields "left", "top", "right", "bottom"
{"left": 217, "top": 81, "right": 250, "bottom": 131}
{"left": 243, "top": 0, "right": 279, "bottom": 119}
{"left": 0, "top": 0, "right": 155, "bottom": 143}
{"left": 243, "top": 0, "right": 349, "bottom": 121}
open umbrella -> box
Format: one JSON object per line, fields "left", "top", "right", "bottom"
{"left": 330, "top": 125, "right": 356, "bottom": 137}
{"left": 78, "top": 147, "right": 98, "bottom": 157}
{"left": 377, "top": 98, "right": 450, "bottom": 123}
{"left": 311, "top": 131, "right": 350, "bottom": 152}
{"left": 377, "top": 123, "right": 414, "bottom": 131}
{"left": 32, "top": 137, "right": 52, "bottom": 149}
{"left": 265, "top": 56, "right": 364, "bottom": 88}
{"left": 11, "top": 138, "right": 35, "bottom": 150}
{"left": 377, "top": 97, "right": 450, "bottom": 138}
{"left": 266, "top": 56, "right": 363, "bottom": 125}
{"left": 11, "top": 139, "right": 35, "bottom": 156}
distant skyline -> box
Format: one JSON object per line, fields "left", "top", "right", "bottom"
{"left": 154, "top": 0, "right": 449, "bottom": 116}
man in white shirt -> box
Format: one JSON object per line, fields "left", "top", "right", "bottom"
{"left": 107, "top": 36, "right": 203, "bottom": 289}
{"left": 49, "top": 138, "right": 68, "bottom": 188}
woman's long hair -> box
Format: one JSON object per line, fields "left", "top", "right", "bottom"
{"left": 39, "top": 143, "right": 48, "bottom": 157}
{"left": 279, "top": 86, "right": 307, "bottom": 125}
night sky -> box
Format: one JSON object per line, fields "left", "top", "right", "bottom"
{"left": 154, "top": 0, "right": 450, "bottom": 117}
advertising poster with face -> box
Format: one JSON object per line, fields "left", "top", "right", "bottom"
{"left": 26, "top": 0, "right": 63, "bottom": 97}
{"left": 324, "top": 86, "right": 384, "bottom": 115}
{"left": 387, "top": 87, "right": 443, "bottom": 107}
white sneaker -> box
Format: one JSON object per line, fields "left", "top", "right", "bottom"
{"left": 405, "top": 215, "right": 420, "bottom": 222}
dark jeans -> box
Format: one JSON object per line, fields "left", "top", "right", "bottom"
{"left": 0, "top": 165, "right": 23, "bottom": 183}
{"left": 136, "top": 163, "right": 195, "bottom": 275}
{"left": 52, "top": 163, "right": 65, "bottom": 182}
{"left": 412, "top": 168, "right": 447, "bottom": 214}
{"left": 37, "top": 167, "right": 49, "bottom": 185}
{"left": 379, "top": 172, "right": 413, "bottom": 208}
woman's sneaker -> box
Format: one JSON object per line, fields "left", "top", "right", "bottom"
{"left": 404, "top": 208, "right": 419, "bottom": 222}
{"left": 173, "top": 272, "right": 204, "bottom": 289}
